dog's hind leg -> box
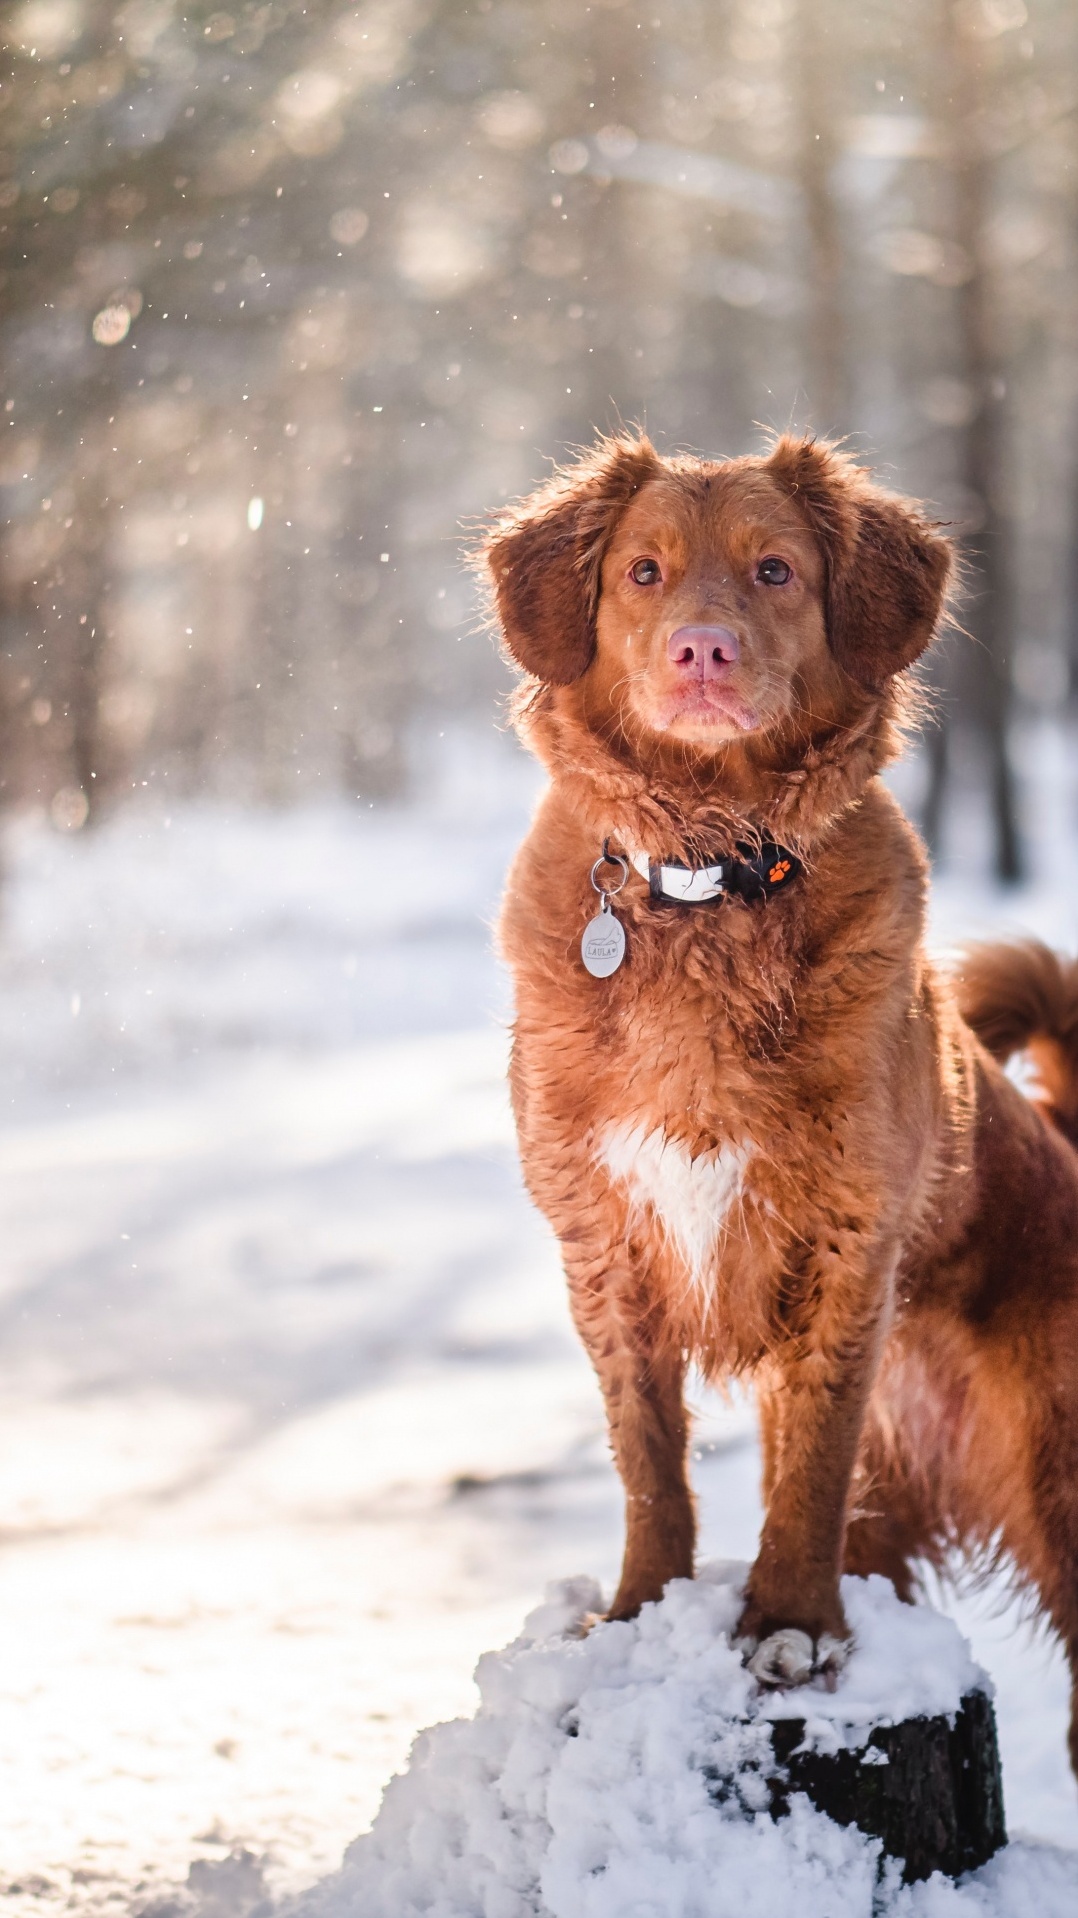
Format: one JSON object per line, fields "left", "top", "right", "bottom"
{"left": 837, "top": 1323, "right": 964, "bottom": 1602}
{"left": 978, "top": 1416, "right": 1078, "bottom": 1778}
{"left": 989, "top": 1394, "right": 1078, "bottom": 1780}
{"left": 868, "top": 1306, "right": 1078, "bottom": 1779}
{"left": 843, "top": 1395, "right": 947, "bottom": 1601}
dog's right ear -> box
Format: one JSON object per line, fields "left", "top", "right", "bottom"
{"left": 481, "top": 435, "right": 660, "bottom": 684}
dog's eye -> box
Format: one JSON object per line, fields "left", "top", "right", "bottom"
{"left": 629, "top": 558, "right": 662, "bottom": 586}
{"left": 756, "top": 556, "right": 792, "bottom": 586}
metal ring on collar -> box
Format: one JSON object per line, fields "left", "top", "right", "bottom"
{"left": 590, "top": 839, "right": 629, "bottom": 897}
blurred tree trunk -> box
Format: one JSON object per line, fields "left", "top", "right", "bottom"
{"left": 921, "top": 720, "right": 949, "bottom": 864}
{"left": 69, "top": 606, "right": 106, "bottom": 824}
{"left": 1068, "top": 406, "right": 1078, "bottom": 696}
{"left": 792, "top": 0, "right": 849, "bottom": 437}
{"left": 945, "top": 10, "right": 1022, "bottom": 883}
{"left": 37, "top": 469, "right": 111, "bottom": 827}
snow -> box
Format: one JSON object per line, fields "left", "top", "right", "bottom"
{"left": 306, "top": 1569, "right": 1072, "bottom": 1918}
{"left": 0, "top": 724, "right": 1075, "bottom": 1917}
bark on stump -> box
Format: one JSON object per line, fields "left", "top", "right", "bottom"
{"left": 712, "top": 1689, "right": 1006, "bottom": 1883}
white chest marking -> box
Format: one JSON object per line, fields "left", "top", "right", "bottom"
{"left": 598, "top": 1123, "right": 751, "bottom": 1295}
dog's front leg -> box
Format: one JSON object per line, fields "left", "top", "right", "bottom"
{"left": 567, "top": 1256, "right": 694, "bottom": 1621}
{"left": 738, "top": 1244, "right": 895, "bottom": 1685}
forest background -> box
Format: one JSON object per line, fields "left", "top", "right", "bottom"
{"left": 3, "top": 0, "right": 1077, "bottom": 877}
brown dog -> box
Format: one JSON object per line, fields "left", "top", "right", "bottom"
{"left": 481, "top": 431, "right": 1078, "bottom": 1769}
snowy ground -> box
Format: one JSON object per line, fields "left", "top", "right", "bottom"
{"left": 0, "top": 724, "right": 1075, "bottom": 1918}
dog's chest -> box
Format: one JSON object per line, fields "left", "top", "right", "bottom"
{"left": 577, "top": 924, "right": 788, "bottom": 1293}
{"left": 597, "top": 1120, "right": 753, "bottom": 1294}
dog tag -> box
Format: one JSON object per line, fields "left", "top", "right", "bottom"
{"left": 581, "top": 901, "right": 625, "bottom": 978}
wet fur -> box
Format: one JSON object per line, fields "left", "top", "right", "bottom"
{"left": 482, "top": 431, "right": 1078, "bottom": 1770}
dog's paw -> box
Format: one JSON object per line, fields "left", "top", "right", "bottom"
{"left": 737, "top": 1626, "right": 853, "bottom": 1690}
{"left": 744, "top": 1626, "right": 815, "bottom": 1687}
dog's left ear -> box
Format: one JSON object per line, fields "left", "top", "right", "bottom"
{"left": 766, "top": 437, "right": 953, "bottom": 692}
{"left": 481, "top": 435, "right": 661, "bottom": 684}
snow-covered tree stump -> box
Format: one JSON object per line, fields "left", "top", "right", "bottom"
{"left": 335, "top": 1568, "right": 1035, "bottom": 1917}
{"left": 762, "top": 1685, "right": 1006, "bottom": 1883}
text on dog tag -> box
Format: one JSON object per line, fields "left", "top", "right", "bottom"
{"left": 581, "top": 907, "right": 626, "bottom": 978}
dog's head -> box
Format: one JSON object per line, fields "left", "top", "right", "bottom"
{"left": 482, "top": 433, "right": 952, "bottom": 769}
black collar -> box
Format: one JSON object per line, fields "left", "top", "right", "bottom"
{"left": 626, "top": 840, "right": 802, "bottom": 906}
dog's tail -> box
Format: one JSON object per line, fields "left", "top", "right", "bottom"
{"left": 955, "top": 938, "right": 1078, "bottom": 1147}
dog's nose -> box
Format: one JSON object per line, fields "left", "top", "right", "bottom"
{"left": 667, "top": 625, "right": 740, "bottom": 679}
